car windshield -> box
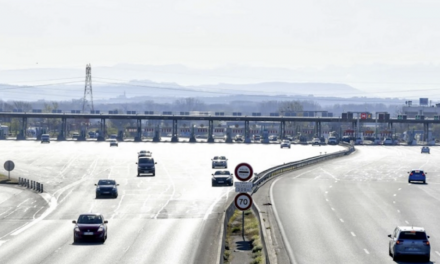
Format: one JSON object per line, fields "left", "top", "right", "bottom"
{"left": 139, "top": 150, "right": 146, "bottom": 153}
{"left": 282, "top": 140, "right": 289, "bottom": 143}
{"left": 77, "top": 215, "right": 103, "bottom": 224}
{"left": 411, "top": 170, "right": 424, "bottom": 175}
{"left": 98, "top": 180, "right": 115, "bottom": 185}
{"left": 215, "top": 171, "right": 230, "bottom": 175}
{"left": 219, "top": 156, "right": 226, "bottom": 160}
{"left": 139, "top": 158, "right": 154, "bottom": 164}
{"left": 213, "top": 156, "right": 219, "bottom": 160}
{"left": 398, "top": 231, "right": 427, "bottom": 240}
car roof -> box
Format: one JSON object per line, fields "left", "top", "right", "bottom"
{"left": 397, "top": 226, "right": 425, "bottom": 232}
{"left": 79, "top": 213, "right": 102, "bottom": 217}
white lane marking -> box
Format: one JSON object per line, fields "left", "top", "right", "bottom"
{"left": 335, "top": 181, "right": 338, "bottom": 183}
{"left": 11, "top": 195, "right": 57, "bottom": 236}
{"left": 0, "top": 208, "right": 13, "bottom": 217}
{"left": 319, "top": 167, "right": 338, "bottom": 180}
{"left": 110, "top": 191, "right": 126, "bottom": 219}
{"left": 325, "top": 199, "right": 329, "bottom": 202}
{"left": 329, "top": 186, "right": 332, "bottom": 188}
{"left": 398, "top": 188, "right": 401, "bottom": 191}
{"left": 271, "top": 177, "right": 298, "bottom": 264}
{"left": 393, "top": 194, "right": 396, "bottom": 196}
{"left": 340, "top": 218, "right": 344, "bottom": 223}
{"left": 405, "top": 220, "right": 409, "bottom": 224}
{"left": 16, "top": 198, "right": 30, "bottom": 208}
{"left": 364, "top": 249, "right": 370, "bottom": 254}
{"left": 393, "top": 201, "right": 396, "bottom": 204}
{"left": 0, "top": 240, "right": 7, "bottom": 247}
{"left": 154, "top": 164, "right": 176, "bottom": 219}
{"left": 397, "top": 210, "right": 400, "bottom": 213}
{"left": 331, "top": 208, "right": 335, "bottom": 211}
{"left": 33, "top": 207, "right": 45, "bottom": 220}
{"left": 351, "top": 232, "right": 356, "bottom": 237}
{"left": 203, "top": 190, "right": 229, "bottom": 220}
{"left": 292, "top": 168, "right": 318, "bottom": 179}
{"left": 435, "top": 251, "right": 440, "bottom": 257}
{"left": 325, "top": 191, "right": 328, "bottom": 194}
{"left": 314, "top": 175, "right": 321, "bottom": 180}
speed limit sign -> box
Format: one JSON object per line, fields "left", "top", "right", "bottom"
{"left": 234, "top": 193, "right": 253, "bottom": 211}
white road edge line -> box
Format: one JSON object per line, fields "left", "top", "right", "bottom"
{"left": 364, "top": 249, "right": 370, "bottom": 254}
{"left": 271, "top": 177, "right": 298, "bottom": 264}
{"left": 340, "top": 218, "right": 344, "bottom": 223}
{"left": 351, "top": 232, "right": 356, "bottom": 237}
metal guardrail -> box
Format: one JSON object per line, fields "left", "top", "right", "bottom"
{"left": 251, "top": 144, "right": 355, "bottom": 194}
{"left": 18, "top": 177, "right": 44, "bottom": 193}
{"left": 218, "top": 144, "right": 355, "bottom": 264}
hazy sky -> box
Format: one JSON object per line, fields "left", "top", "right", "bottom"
{"left": 1, "top": 0, "right": 440, "bottom": 96}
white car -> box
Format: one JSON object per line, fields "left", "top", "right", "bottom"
{"left": 280, "top": 140, "right": 291, "bottom": 149}
{"left": 327, "top": 137, "right": 338, "bottom": 145}
{"left": 212, "top": 156, "right": 228, "bottom": 168}
{"left": 138, "top": 150, "right": 152, "bottom": 157}
{"left": 109, "top": 139, "right": 118, "bottom": 147}
{"left": 383, "top": 138, "right": 393, "bottom": 145}
{"left": 311, "top": 138, "right": 321, "bottom": 146}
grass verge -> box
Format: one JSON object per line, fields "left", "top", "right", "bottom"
{"left": 0, "top": 173, "right": 18, "bottom": 184}
{"left": 224, "top": 209, "right": 264, "bottom": 264}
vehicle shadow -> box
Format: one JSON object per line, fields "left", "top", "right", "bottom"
{"left": 409, "top": 182, "right": 428, "bottom": 185}
{"left": 72, "top": 241, "right": 104, "bottom": 246}
{"left": 95, "top": 196, "right": 117, "bottom": 199}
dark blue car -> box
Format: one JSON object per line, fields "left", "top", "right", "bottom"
{"left": 408, "top": 170, "right": 426, "bottom": 184}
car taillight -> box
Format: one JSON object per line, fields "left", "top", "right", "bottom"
{"left": 422, "top": 173, "right": 425, "bottom": 176}
{"left": 410, "top": 173, "right": 413, "bottom": 176}
{"left": 396, "top": 240, "right": 404, "bottom": 244}
{"left": 424, "top": 241, "right": 430, "bottom": 246}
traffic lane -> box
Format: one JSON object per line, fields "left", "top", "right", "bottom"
{"left": 0, "top": 141, "right": 345, "bottom": 263}
{"left": 299, "top": 146, "right": 440, "bottom": 183}
{"left": 0, "top": 185, "right": 48, "bottom": 240}
{"left": 268, "top": 147, "right": 440, "bottom": 263}
{"left": 271, "top": 177, "right": 365, "bottom": 264}
{"left": 322, "top": 180, "right": 440, "bottom": 263}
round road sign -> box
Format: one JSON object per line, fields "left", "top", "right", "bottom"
{"left": 234, "top": 163, "right": 253, "bottom": 181}
{"left": 4, "top": 160, "right": 15, "bottom": 172}
{"left": 234, "top": 193, "right": 253, "bottom": 211}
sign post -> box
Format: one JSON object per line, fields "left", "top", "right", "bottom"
{"left": 234, "top": 163, "right": 254, "bottom": 238}
{"left": 4, "top": 160, "right": 15, "bottom": 180}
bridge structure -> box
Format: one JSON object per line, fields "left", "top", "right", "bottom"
{"left": 0, "top": 112, "right": 438, "bottom": 142}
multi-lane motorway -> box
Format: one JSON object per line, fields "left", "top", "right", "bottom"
{"left": 259, "top": 146, "right": 440, "bottom": 263}
{"left": 0, "top": 140, "right": 343, "bottom": 264}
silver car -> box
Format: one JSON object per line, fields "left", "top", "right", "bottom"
{"left": 280, "top": 140, "right": 291, "bottom": 149}
{"left": 212, "top": 156, "right": 228, "bottom": 168}
{"left": 388, "top": 226, "right": 430, "bottom": 261}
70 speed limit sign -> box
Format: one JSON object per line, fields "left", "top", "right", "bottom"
{"left": 234, "top": 193, "right": 253, "bottom": 211}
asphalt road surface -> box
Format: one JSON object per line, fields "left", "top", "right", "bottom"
{"left": 0, "top": 140, "right": 343, "bottom": 264}
{"left": 268, "top": 146, "right": 440, "bottom": 264}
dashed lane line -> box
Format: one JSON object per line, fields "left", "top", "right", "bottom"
{"left": 364, "top": 249, "right": 370, "bottom": 254}
{"left": 351, "top": 232, "right": 356, "bottom": 237}
{"left": 340, "top": 219, "right": 344, "bottom": 223}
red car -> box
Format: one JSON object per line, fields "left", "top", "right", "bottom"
{"left": 73, "top": 214, "right": 108, "bottom": 243}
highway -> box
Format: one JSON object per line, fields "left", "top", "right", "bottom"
{"left": 264, "top": 146, "right": 440, "bottom": 264}
{"left": 0, "top": 140, "right": 343, "bottom": 264}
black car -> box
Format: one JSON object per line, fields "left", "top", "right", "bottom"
{"left": 137, "top": 157, "right": 157, "bottom": 176}
{"left": 95, "top": 179, "right": 118, "bottom": 198}
{"left": 73, "top": 214, "right": 108, "bottom": 243}
{"left": 212, "top": 170, "right": 234, "bottom": 186}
